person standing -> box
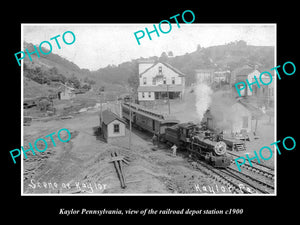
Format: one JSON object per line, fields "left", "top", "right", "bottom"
{"left": 152, "top": 134, "right": 158, "bottom": 146}
{"left": 171, "top": 144, "right": 177, "bottom": 156}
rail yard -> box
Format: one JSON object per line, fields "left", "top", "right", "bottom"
{"left": 23, "top": 89, "right": 275, "bottom": 195}
{"left": 121, "top": 101, "right": 275, "bottom": 194}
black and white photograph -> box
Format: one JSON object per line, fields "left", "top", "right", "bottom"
{"left": 20, "top": 23, "right": 276, "bottom": 195}
{"left": 4, "top": 3, "right": 299, "bottom": 220}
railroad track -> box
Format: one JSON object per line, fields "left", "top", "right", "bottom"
{"left": 226, "top": 166, "right": 274, "bottom": 192}
{"left": 154, "top": 140, "right": 275, "bottom": 194}
{"left": 191, "top": 155, "right": 275, "bottom": 194}
{"left": 192, "top": 157, "right": 255, "bottom": 194}
{"left": 227, "top": 151, "right": 275, "bottom": 180}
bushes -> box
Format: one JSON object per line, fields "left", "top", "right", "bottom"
{"left": 24, "top": 65, "right": 67, "bottom": 85}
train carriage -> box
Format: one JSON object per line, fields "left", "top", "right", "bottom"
{"left": 121, "top": 103, "right": 231, "bottom": 168}
{"left": 121, "top": 102, "right": 179, "bottom": 137}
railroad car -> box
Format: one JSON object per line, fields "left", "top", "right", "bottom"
{"left": 165, "top": 122, "right": 231, "bottom": 168}
{"left": 222, "top": 136, "right": 246, "bottom": 151}
{"left": 121, "top": 102, "right": 179, "bottom": 137}
{"left": 121, "top": 103, "right": 231, "bottom": 168}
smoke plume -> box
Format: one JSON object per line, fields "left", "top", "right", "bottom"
{"left": 209, "top": 91, "right": 236, "bottom": 131}
{"left": 194, "top": 80, "right": 213, "bottom": 122}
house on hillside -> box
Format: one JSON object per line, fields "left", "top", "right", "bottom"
{"left": 137, "top": 60, "right": 185, "bottom": 103}
{"left": 57, "top": 83, "right": 76, "bottom": 100}
{"left": 100, "top": 110, "right": 126, "bottom": 142}
{"left": 195, "top": 69, "right": 230, "bottom": 89}
{"left": 231, "top": 66, "right": 274, "bottom": 106}
{"left": 213, "top": 70, "right": 230, "bottom": 84}
{"left": 195, "top": 69, "right": 215, "bottom": 84}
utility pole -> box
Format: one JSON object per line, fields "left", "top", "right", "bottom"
{"left": 129, "top": 97, "right": 132, "bottom": 151}
{"left": 99, "top": 86, "right": 105, "bottom": 125}
{"left": 129, "top": 88, "right": 135, "bottom": 151}
{"left": 167, "top": 84, "right": 170, "bottom": 114}
{"left": 100, "top": 93, "right": 102, "bottom": 120}
{"left": 129, "top": 88, "right": 136, "bottom": 150}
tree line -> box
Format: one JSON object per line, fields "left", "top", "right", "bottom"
{"left": 24, "top": 64, "right": 95, "bottom": 90}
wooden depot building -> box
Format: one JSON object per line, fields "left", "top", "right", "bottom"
{"left": 100, "top": 110, "right": 126, "bottom": 142}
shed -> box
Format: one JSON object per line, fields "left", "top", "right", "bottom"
{"left": 100, "top": 110, "right": 126, "bottom": 142}
{"left": 57, "top": 83, "right": 75, "bottom": 100}
{"left": 203, "top": 100, "right": 261, "bottom": 134}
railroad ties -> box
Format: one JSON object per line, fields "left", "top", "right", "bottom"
{"left": 109, "top": 151, "right": 132, "bottom": 189}
{"left": 190, "top": 154, "right": 275, "bottom": 194}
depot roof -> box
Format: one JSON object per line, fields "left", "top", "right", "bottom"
{"left": 101, "top": 110, "right": 125, "bottom": 125}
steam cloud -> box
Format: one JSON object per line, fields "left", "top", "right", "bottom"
{"left": 209, "top": 91, "right": 236, "bottom": 131}
{"left": 194, "top": 79, "right": 213, "bottom": 122}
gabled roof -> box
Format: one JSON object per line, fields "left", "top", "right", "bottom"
{"left": 139, "top": 62, "right": 185, "bottom": 77}
{"left": 206, "top": 98, "right": 264, "bottom": 119}
{"left": 101, "top": 110, "right": 125, "bottom": 125}
{"left": 57, "top": 82, "right": 75, "bottom": 92}
{"left": 237, "top": 99, "right": 264, "bottom": 118}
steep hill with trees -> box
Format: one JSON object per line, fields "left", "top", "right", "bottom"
{"left": 92, "top": 40, "right": 274, "bottom": 90}
{"left": 23, "top": 40, "right": 274, "bottom": 97}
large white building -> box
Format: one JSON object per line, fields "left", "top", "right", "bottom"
{"left": 137, "top": 61, "right": 185, "bottom": 102}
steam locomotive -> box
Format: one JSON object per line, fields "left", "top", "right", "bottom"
{"left": 163, "top": 123, "right": 232, "bottom": 168}
{"left": 121, "top": 103, "right": 232, "bottom": 168}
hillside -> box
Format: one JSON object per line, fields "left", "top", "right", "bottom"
{"left": 92, "top": 40, "right": 274, "bottom": 87}
{"left": 24, "top": 42, "right": 86, "bottom": 78}
{"left": 23, "top": 77, "right": 57, "bottom": 98}
{"left": 23, "top": 42, "right": 128, "bottom": 96}
{"left": 23, "top": 40, "right": 274, "bottom": 97}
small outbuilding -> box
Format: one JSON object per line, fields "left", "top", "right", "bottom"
{"left": 57, "top": 83, "right": 76, "bottom": 100}
{"left": 100, "top": 110, "right": 126, "bottom": 142}
{"left": 203, "top": 99, "right": 263, "bottom": 134}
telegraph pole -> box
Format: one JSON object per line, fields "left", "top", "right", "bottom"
{"left": 99, "top": 86, "right": 105, "bottom": 125}
{"left": 129, "top": 88, "right": 135, "bottom": 151}
{"left": 129, "top": 96, "right": 132, "bottom": 151}
{"left": 167, "top": 84, "right": 170, "bottom": 114}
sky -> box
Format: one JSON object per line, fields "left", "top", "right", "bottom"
{"left": 22, "top": 24, "right": 276, "bottom": 71}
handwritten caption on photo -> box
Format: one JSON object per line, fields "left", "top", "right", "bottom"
{"left": 28, "top": 179, "right": 108, "bottom": 194}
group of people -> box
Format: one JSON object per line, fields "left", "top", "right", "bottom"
{"left": 152, "top": 134, "right": 177, "bottom": 157}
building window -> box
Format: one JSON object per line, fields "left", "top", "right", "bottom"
{"left": 143, "top": 77, "right": 147, "bottom": 85}
{"left": 253, "top": 85, "right": 258, "bottom": 95}
{"left": 172, "top": 77, "right": 175, "bottom": 84}
{"left": 163, "top": 77, "right": 166, "bottom": 84}
{"left": 242, "top": 116, "right": 248, "bottom": 128}
{"left": 142, "top": 92, "right": 145, "bottom": 98}
{"left": 269, "top": 87, "right": 273, "bottom": 97}
{"left": 158, "top": 66, "right": 162, "bottom": 74}
{"left": 148, "top": 92, "right": 151, "bottom": 98}
{"left": 113, "top": 124, "right": 120, "bottom": 133}
{"left": 152, "top": 78, "right": 156, "bottom": 85}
